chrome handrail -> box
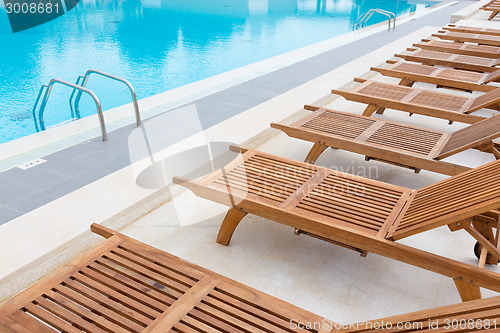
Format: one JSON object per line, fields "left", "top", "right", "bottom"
{"left": 73, "top": 69, "right": 141, "bottom": 127}
{"left": 353, "top": 11, "right": 371, "bottom": 29}
{"left": 32, "top": 84, "right": 48, "bottom": 132}
{"left": 354, "top": 9, "right": 395, "bottom": 31}
{"left": 38, "top": 79, "right": 108, "bottom": 141}
{"left": 374, "top": 9, "right": 396, "bottom": 30}
{"left": 69, "top": 75, "right": 84, "bottom": 119}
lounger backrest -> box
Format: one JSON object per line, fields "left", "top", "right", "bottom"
{"left": 468, "top": 87, "right": 500, "bottom": 111}
{"left": 437, "top": 113, "right": 500, "bottom": 158}
{"left": 391, "top": 159, "right": 500, "bottom": 240}
{"left": 482, "top": 68, "right": 500, "bottom": 83}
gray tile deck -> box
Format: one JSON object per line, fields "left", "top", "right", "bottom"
{"left": 0, "top": 1, "right": 472, "bottom": 225}
{"left": 0, "top": 206, "right": 22, "bottom": 225}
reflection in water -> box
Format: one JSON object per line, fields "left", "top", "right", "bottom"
{"left": 161, "top": 0, "right": 249, "bottom": 17}
{"left": 0, "top": 0, "right": 434, "bottom": 143}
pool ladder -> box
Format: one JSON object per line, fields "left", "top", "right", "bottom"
{"left": 32, "top": 70, "right": 141, "bottom": 141}
{"left": 353, "top": 9, "right": 396, "bottom": 31}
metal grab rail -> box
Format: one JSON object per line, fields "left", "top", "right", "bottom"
{"left": 72, "top": 69, "right": 141, "bottom": 127}
{"left": 32, "top": 84, "right": 48, "bottom": 132}
{"left": 37, "top": 79, "right": 108, "bottom": 141}
{"left": 354, "top": 9, "right": 395, "bottom": 31}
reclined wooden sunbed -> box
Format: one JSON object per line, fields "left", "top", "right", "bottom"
{"left": 481, "top": 2, "right": 500, "bottom": 20}
{"left": 270, "top": 105, "right": 500, "bottom": 175}
{"left": 2, "top": 224, "right": 500, "bottom": 332}
{"left": 0, "top": 224, "right": 333, "bottom": 333}
{"left": 413, "top": 39, "right": 500, "bottom": 58}
{"left": 330, "top": 80, "right": 498, "bottom": 124}
{"left": 433, "top": 30, "right": 500, "bottom": 46}
{"left": 444, "top": 24, "right": 500, "bottom": 37}
{"left": 371, "top": 60, "right": 500, "bottom": 93}
{"left": 174, "top": 148, "right": 500, "bottom": 301}
{"left": 394, "top": 49, "right": 500, "bottom": 73}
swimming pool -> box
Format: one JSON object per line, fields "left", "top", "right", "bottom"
{"left": 0, "top": 0, "right": 435, "bottom": 144}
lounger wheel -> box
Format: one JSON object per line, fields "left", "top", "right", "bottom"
{"left": 474, "top": 241, "right": 481, "bottom": 259}
{"left": 474, "top": 241, "right": 500, "bottom": 264}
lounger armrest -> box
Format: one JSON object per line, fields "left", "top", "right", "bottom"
{"left": 304, "top": 104, "right": 320, "bottom": 111}
{"left": 172, "top": 176, "right": 193, "bottom": 186}
{"left": 91, "top": 223, "right": 117, "bottom": 239}
{"left": 229, "top": 145, "right": 246, "bottom": 154}
{"left": 331, "top": 88, "right": 348, "bottom": 96}
{"left": 270, "top": 122, "right": 288, "bottom": 131}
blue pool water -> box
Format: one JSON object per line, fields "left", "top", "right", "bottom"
{"left": 0, "top": 0, "right": 435, "bottom": 144}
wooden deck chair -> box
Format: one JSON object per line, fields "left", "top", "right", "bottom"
{"left": 481, "top": 3, "right": 500, "bottom": 20}
{"left": 334, "top": 296, "right": 500, "bottom": 332}
{"left": 173, "top": 148, "right": 500, "bottom": 301}
{"left": 370, "top": 60, "right": 500, "bottom": 93}
{"left": 0, "top": 224, "right": 333, "bottom": 333}
{"left": 444, "top": 24, "right": 500, "bottom": 37}
{"left": 330, "top": 80, "right": 498, "bottom": 124}
{"left": 413, "top": 39, "right": 500, "bottom": 59}
{"left": 433, "top": 30, "right": 500, "bottom": 46}
{"left": 270, "top": 105, "right": 500, "bottom": 175}
{"left": 394, "top": 49, "right": 500, "bottom": 73}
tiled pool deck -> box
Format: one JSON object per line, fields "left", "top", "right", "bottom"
{"left": 0, "top": 0, "right": 473, "bottom": 225}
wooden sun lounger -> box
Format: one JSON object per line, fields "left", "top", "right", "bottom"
{"left": 174, "top": 148, "right": 500, "bottom": 301}
{"left": 2, "top": 224, "right": 500, "bottom": 332}
{"left": 394, "top": 49, "right": 500, "bottom": 73}
{"left": 371, "top": 60, "right": 500, "bottom": 93}
{"left": 481, "top": 3, "right": 500, "bottom": 20}
{"left": 0, "top": 224, "right": 333, "bottom": 333}
{"left": 413, "top": 40, "right": 500, "bottom": 59}
{"left": 444, "top": 24, "right": 500, "bottom": 37}
{"left": 270, "top": 106, "right": 500, "bottom": 175}
{"left": 330, "top": 80, "right": 498, "bottom": 124}
{"left": 433, "top": 30, "right": 500, "bottom": 46}
{"left": 334, "top": 296, "right": 500, "bottom": 332}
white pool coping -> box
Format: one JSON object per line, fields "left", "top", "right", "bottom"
{"left": 0, "top": 0, "right": 451, "bottom": 172}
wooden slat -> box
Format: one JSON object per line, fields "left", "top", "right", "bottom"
{"left": 434, "top": 30, "right": 500, "bottom": 47}
{"left": 24, "top": 301, "right": 86, "bottom": 333}
{"left": 73, "top": 269, "right": 166, "bottom": 316}
{"left": 279, "top": 168, "right": 331, "bottom": 210}
{"left": 272, "top": 109, "right": 471, "bottom": 176}
{"left": 7, "top": 310, "right": 59, "bottom": 333}
{"left": 58, "top": 280, "right": 155, "bottom": 325}
{"left": 144, "top": 275, "right": 219, "bottom": 333}
{"left": 0, "top": 236, "right": 125, "bottom": 313}
{"left": 38, "top": 290, "right": 131, "bottom": 333}
{"left": 332, "top": 80, "right": 486, "bottom": 124}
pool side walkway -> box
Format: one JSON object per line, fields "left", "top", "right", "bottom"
{"left": 0, "top": 0, "right": 472, "bottom": 225}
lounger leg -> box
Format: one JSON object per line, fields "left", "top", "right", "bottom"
{"left": 375, "top": 107, "right": 386, "bottom": 115}
{"left": 362, "top": 104, "right": 379, "bottom": 117}
{"left": 398, "top": 78, "right": 414, "bottom": 87}
{"left": 304, "top": 142, "right": 328, "bottom": 164}
{"left": 489, "top": 147, "right": 500, "bottom": 160}
{"left": 453, "top": 278, "right": 482, "bottom": 302}
{"left": 477, "top": 142, "right": 500, "bottom": 160}
{"left": 489, "top": 11, "right": 498, "bottom": 20}
{"left": 472, "top": 218, "right": 499, "bottom": 265}
{"left": 216, "top": 208, "right": 247, "bottom": 246}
